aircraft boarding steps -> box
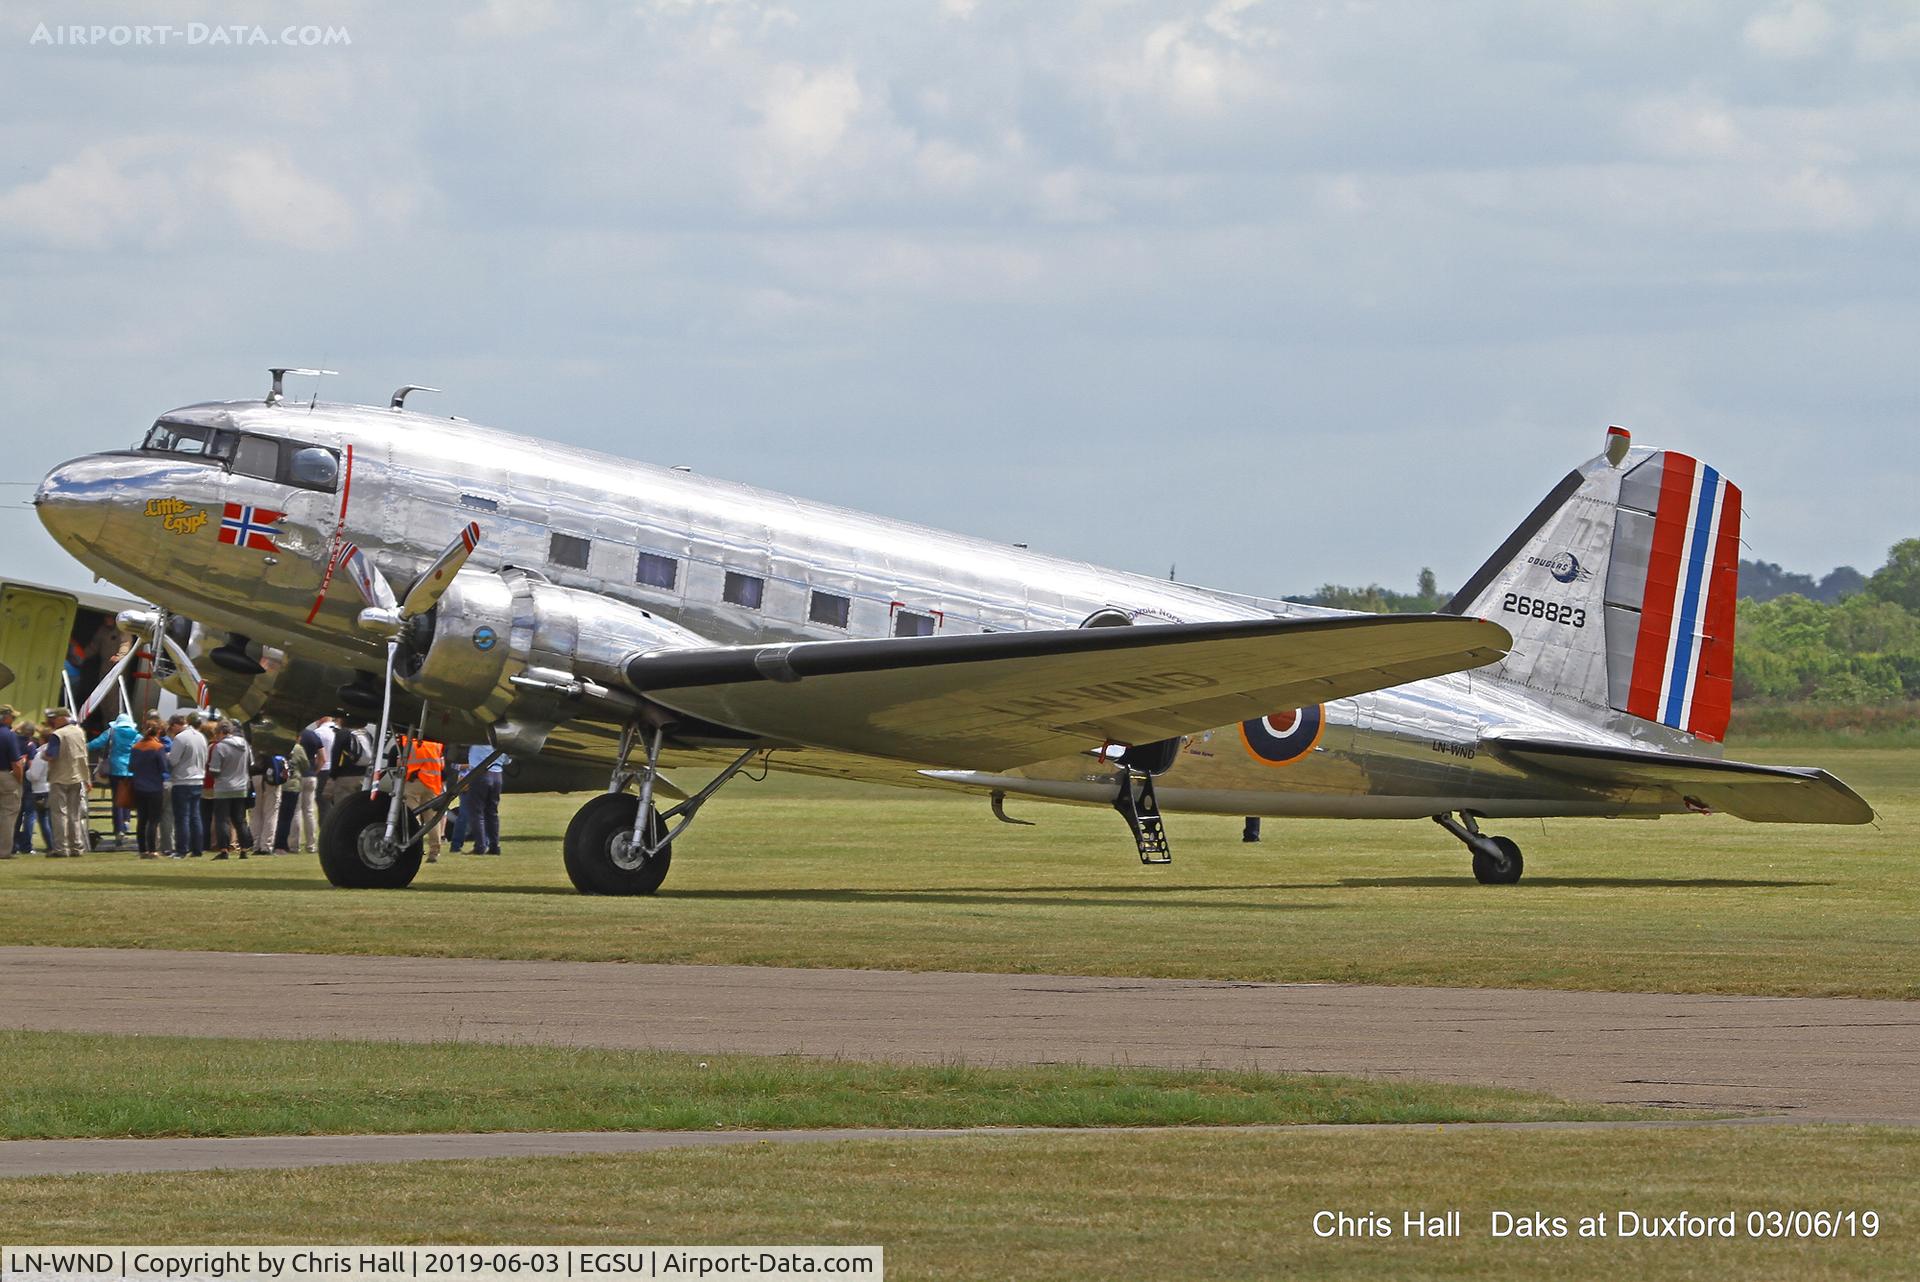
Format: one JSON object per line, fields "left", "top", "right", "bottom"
{"left": 1113, "top": 770, "right": 1172, "bottom": 864}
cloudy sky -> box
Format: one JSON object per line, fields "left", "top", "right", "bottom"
{"left": 3, "top": 0, "right": 1915, "bottom": 600}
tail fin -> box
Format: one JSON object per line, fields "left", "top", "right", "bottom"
{"left": 1444, "top": 428, "right": 1741, "bottom": 743}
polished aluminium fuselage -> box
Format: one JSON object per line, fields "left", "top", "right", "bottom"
{"left": 40, "top": 397, "right": 1689, "bottom": 820}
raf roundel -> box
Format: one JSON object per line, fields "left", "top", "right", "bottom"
{"left": 1239, "top": 705, "right": 1324, "bottom": 766}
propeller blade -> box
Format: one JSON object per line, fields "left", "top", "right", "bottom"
{"left": 78, "top": 646, "right": 139, "bottom": 720}
{"left": 160, "top": 634, "right": 210, "bottom": 709}
{"left": 333, "top": 539, "right": 399, "bottom": 613}
{"left": 400, "top": 522, "right": 482, "bottom": 619}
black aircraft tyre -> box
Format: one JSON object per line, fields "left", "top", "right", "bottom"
{"left": 563, "top": 792, "right": 673, "bottom": 896}
{"left": 1471, "top": 835, "right": 1524, "bottom": 885}
{"left": 318, "top": 789, "right": 424, "bottom": 889}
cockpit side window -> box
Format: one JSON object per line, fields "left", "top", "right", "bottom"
{"left": 141, "top": 421, "right": 233, "bottom": 459}
{"left": 232, "top": 435, "right": 281, "bottom": 482}
{"left": 287, "top": 446, "right": 339, "bottom": 491}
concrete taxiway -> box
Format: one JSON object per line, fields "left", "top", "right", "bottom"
{"left": 5, "top": 947, "right": 1917, "bottom": 1122}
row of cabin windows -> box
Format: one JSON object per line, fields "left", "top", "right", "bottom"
{"left": 548, "top": 532, "right": 933, "bottom": 635}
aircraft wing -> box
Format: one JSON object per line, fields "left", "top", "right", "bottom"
{"left": 627, "top": 614, "right": 1509, "bottom": 770}
{"left": 1489, "top": 737, "right": 1875, "bottom": 824}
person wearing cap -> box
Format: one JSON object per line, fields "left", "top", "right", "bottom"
{"left": 41, "top": 707, "right": 91, "bottom": 858}
{"left": 0, "top": 705, "right": 23, "bottom": 860}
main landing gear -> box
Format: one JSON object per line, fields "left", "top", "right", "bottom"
{"left": 319, "top": 790, "right": 422, "bottom": 889}
{"left": 320, "top": 692, "right": 506, "bottom": 890}
{"left": 1433, "top": 812, "right": 1524, "bottom": 885}
{"left": 561, "top": 724, "right": 760, "bottom": 896}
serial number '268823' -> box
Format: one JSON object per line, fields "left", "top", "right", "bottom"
{"left": 1501, "top": 592, "right": 1586, "bottom": 628}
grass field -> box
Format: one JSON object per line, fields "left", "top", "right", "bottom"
{"left": 5, "top": 1127, "right": 1915, "bottom": 1279}
{"left": 0, "top": 1029, "right": 1655, "bottom": 1139}
{"left": 0, "top": 748, "right": 1909, "bottom": 997}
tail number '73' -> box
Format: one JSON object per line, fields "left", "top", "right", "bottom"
{"left": 1502, "top": 592, "right": 1586, "bottom": 628}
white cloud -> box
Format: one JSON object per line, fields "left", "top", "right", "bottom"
{"left": 759, "top": 64, "right": 864, "bottom": 162}
{"left": 211, "top": 149, "right": 358, "bottom": 251}
{"left": 3, "top": 2, "right": 1916, "bottom": 590}
{"left": 1033, "top": 168, "right": 1112, "bottom": 223}
{"left": 915, "top": 138, "right": 984, "bottom": 192}
{"left": 1625, "top": 97, "right": 1751, "bottom": 162}
{"left": 1743, "top": 2, "right": 1834, "bottom": 59}
{"left": 0, "top": 139, "right": 180, "bottom": 250}
{"left": 0, "top": 137, "right": 362, "bottom": 252}
{"left": 1855, "top": 18, "right": 1920, "bottom": 61}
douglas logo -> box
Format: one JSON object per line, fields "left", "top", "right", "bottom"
{"left": 1527, "top": 550, "right": 1590, "bottom": 584}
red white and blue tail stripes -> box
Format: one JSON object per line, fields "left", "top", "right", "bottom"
{"left": 1625, "top": 453, "right": 1740, "bottom": 741}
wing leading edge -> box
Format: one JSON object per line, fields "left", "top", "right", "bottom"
{"left": 626, "top": 614, "right": 1510, "bottom": 770}
{"left": 1489, "top": 736, "right": 1875, "bottom": 824}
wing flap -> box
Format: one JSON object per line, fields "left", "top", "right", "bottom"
{"left": 1489, "top": 736, "right": 1875, "bottom": 824}
{"left": 628, "top": 614, "right": 1509, "bottom": 770}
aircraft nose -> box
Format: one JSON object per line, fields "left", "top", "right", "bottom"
{"left": 35, "top": 457, "right": 111, "bottom": 549}
{"left": 35, "top": 453, "right": 153, "bottom": 555}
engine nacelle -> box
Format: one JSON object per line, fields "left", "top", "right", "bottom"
{"left": 397, "top": 568, "right": 709, "bottom": 737}
{"left": 395, "top": 571, "right": 515, "bottom": 710}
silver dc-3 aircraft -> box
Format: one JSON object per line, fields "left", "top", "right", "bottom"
{"left": 35, "top": 371, "right": 1872, "bottom": 893}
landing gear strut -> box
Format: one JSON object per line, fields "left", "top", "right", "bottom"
{"left": 1433, "top": 812, "right": 1524, "bottom": 885}
{"left": 562, "top": 723, "right": 760, "bottom": 896}
{"left": 318, "top": 706, "right": 502, "bottom": 890}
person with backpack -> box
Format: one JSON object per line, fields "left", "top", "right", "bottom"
{"left": 250, "top": 733, "right": 287, "bottom": 856}
{"left": 324, "top": 716, "right": 374, "bottom": 814}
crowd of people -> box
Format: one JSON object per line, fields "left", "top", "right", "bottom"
{"left": 0, "top": 703, "right": 509, "bottom": 862}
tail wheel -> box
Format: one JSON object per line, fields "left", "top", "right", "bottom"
{"left": 318, "top": 790, "right": 423, "bottom": 889}
{"left": 1471, "top": 836, "right": 1524, "bottom": 885}
{"left": 563, "top": 792, "right": 672, "bottom": 896}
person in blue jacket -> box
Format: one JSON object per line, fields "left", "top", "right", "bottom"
{"left": 88, "top": 709, "right": 140, "bottom": 847}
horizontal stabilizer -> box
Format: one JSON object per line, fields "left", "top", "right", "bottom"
{"left": 1490, "top": 736, "right": 1874, "bottom": 825}
{"left": 629, "top": 614, "right": 1510, "bottom": 770}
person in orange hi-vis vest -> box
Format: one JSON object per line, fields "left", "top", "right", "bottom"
{"left": 400, "top": 736, "right": 445, "bottom": 863}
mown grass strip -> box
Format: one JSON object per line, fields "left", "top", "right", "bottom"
{"left": 0, "top": 749, "right": 1910, "bottom": 998}
{"left": 3, "top": 1127, "right": 1914, "bottom": 1280}
{"left": 0, "top": 1030, "right": 1663, "bottom": 1140}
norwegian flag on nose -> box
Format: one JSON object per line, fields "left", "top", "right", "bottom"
{"left": 219, "top": 503, "right": 284, "bottom": 552}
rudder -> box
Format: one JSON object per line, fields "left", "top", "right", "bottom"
{"left": 1445, "top": 427, "right": 1741, "bottom": 744}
